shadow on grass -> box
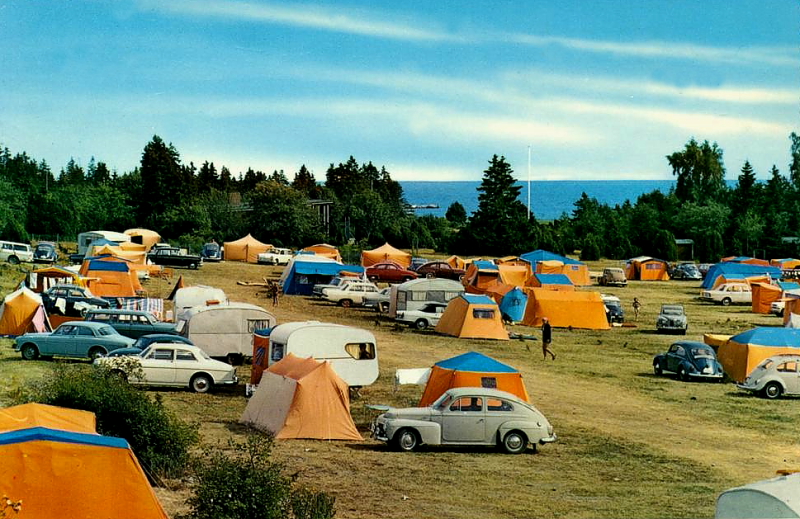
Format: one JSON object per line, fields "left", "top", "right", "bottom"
{"left": 344, "top": 442, "right": 541, "bottom": 456}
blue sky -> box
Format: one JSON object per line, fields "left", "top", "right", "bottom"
{"left": 2, "top": 1, "right": 799, "bottom": 181}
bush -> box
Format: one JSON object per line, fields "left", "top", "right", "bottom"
{"left": 23, "top": 364, "right": 198, "bottom": 479}
{"left": 181, "top": 434, "right": 336, "bottom": 519}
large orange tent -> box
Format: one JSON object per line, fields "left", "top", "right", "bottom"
{"left": 361, "top": 243, "right": 411, "bottom": 268}
{"left": 302, "top": 243, "right": 342, "bottom": 262}
{"left": 716, "top": 328, "right": 800, "bottom": 383}
{"left": 224, "top": 234, "right": 272, "bottom": 263}
{"left": 0, "top": 403, "right": 169, "bottom": 519}
{"left": 0, "top": 287, "right": 51, "bottom": 337}
{"left": 497, "top": 262, "right": 532, "bottom": 287}
{"left": 80, "top": 257, "right": 143, "bottom": 297}
{"left": 462, "top": 260, "right": 501, "bottom": 294}
{"left": 751, "top": 283, "right": 782, "bottom": 314}
{"left": 520, "top": 250, "right": 591, "bottom": 286}
{"left": 771, "top": 258, "right": 800, "bottom": 270}
{"left": 521, "top": 288, "right": 610, "bottom": 330}
{"left": 124, "top": 228, "right": 162, "bottom": 251}
{"left": 241, "top": 353, "right": 362, "bottom": 440}
{"left": 418, "top": 351, "right": 530, "bottom": 407}
{"left": 625, "top": 256, "right": 670, "bottom": 281}
{"left": 435, "top": 294, "right": 509, "bottom": 340}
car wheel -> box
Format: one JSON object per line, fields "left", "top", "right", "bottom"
{"left": 721, "top": 297, "right": 732, "bottom": 306}
{"left": 392, "top": 428, "right": 419, "bottom": 452}
{"left": 340, "top": 299, "right": 353, "bottom": 308}
{"left": 501, "top": 431, "right": 528, "bottom": 454}
{"left": 763, "top": 382, "right": 783, "bottom": 399}
{"left": 88, "top": 347, "right": 107, "bottom": 360}
{"left": 7, "top": 255, "right": 20, "bottom": 265}
{"left": 413, "top": 319, "right": 428, "bottom": 330}
{"left": 369, "top": 276, "right": 378, "bottom": 282}
{"left": 779, "top": 309, "right": 785, "bottom": 317}
{"left": 226, "top": 353, "right": 244, "bottom": 366}
{"left": 110, "top": 369, "right": 128, "bottom": 382}
{"left": 190, "top": 373, "right": 213, "bottom": 393}
{"left": 20, "top": 343, "right": 39, "bottom": 361}
{"left": 677, "top": 366, "right": 689, "bottom": 382}
{"left": 189, "top": 263, "right": 198, "bottom": 270}
{"left": 425, "top": 273, "right": 435, "bottom": 279}
{"left": 653, "top": 362, "right": 662, "bottom": 376}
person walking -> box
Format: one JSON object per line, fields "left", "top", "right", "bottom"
{"left": 632, "top": 297, "right": 642, "bottom": 321}
{"left": 541, "top": 317, "right": 555, "bottom": 360}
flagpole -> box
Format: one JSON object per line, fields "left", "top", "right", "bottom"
{"left": 527, "top": 145, "right": 531, "bottom": 220}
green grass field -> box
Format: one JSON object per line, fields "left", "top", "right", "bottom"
{"left": 2, "top": 258, "right": 799, "bottom": 518}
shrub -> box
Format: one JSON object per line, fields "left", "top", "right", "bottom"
{"left": 23, "top": 364, "right": 198, "bottom": 479}
{"left": 181, "top": 434, "right": 336, "bottom": 519}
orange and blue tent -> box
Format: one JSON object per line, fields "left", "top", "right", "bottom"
{"left": 498, "top": 287, "right": 528, "bottom": 323}
{"left": 716, "top": 328, "right": 800, "bottom": 383}
{"left": 435, "top": 294, "right": 509, "bottom": 341}
{"left": 418, "top": 351, "right": 530, "bottom": 407}
{"left": 520, "top": 250, "right": 591, "bottom": 286}
{"left": 527, "top": 273, "right": 575, "bottom": 291}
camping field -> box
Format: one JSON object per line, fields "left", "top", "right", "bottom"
{"left": 2, "top": 258, "right": 800, "bottom": 518}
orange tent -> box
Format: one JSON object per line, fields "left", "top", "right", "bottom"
{"left": 521, "top": 288, "right": 610, "bottom": 330}
{"left": 483, "top": 281, "right": 515, "bottom": 304}
{"left": 361, "top": 243, "right": 411, "bottom": 268}
{"left": 224, "top": 234, "right": 272, "bottom": 263}
{"left": 124, "top": 228, "right": 162, "bottom": 251}
{"left": 0, "top": 403, "right": 169, "bottom": 519}
{"left": 30, "top": 266, "right": 90, "bottom": 292}
{"left": 0, "top": 287, "right": 51, "bottom": 337}
{"left": 625, "top": 257, "right": 670, "bottom": 281}
{"left": 722, "top": 256, "right": 770, "bottom": 267}
{"left": 716, "top": 328, "right": 800, "bottom": 383}
{"left": 462, "top": 260, "right": 501, "bottom": 294}
{"left": 771, "top": 258, "right": 800, "bottom": 269}
{"left": 497, "top": 262, "right": 532, "bottom": 287}
{"left": 445, "top": 255, "right": 468, "bottom": 270}
{"left": 418, "top": 351, "right": 530, "bottom": 407}
{"left": 751, "top": 283, "right": 782, "bottom": 314}
{"left": 241, "top": 353, "right": 362, "bottom": 440}
{"left": 302, "top": 243, "right": 342, "bottom": 262}
{"left": 527, "top": 273, "right": 575, "bottom": 291}
{"left": 435, "top": 295, "right": 509, "bottom": 340}
{"left": 91, "top": 244, "right": 148, "bottom": 264}
{"left": 711, "top": 274, "right": 771, "bottom": 289}
{"left": 80, "top": 257, "right": 143, "bottom": 297}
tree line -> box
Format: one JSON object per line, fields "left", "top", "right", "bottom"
{"left": 1, "top": 133, "right": 799, "bottom": 262}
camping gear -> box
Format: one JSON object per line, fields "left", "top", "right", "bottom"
{"left": 520, "top": 249, "right": 591, "bottom": 286}
{"left": 79, "top": 256, "right": 144, "bottom": 297}
{"left": 361, "top": 243, "right": 412, "bottom": 268}
{"left": 389, "top": 277, "right": 464, "bottom": 317}
{"left": 716, "top": 327, "right": 800, "bottom": 383}
{"left": 702, "top": 262, "right": 781, "bottom": 290}
{"left": 521, "top": 288, "right": 610, "bottom": 330}
{"left": 0, "top": 403, "right": 168, "bottom": 519}
{"left": 241, "top": 354, "right": 362, "bottom": 440}
{"left": 751, "top": 283, "right": 782, "bottom": 314}
{"left": 281, "top": 260, "right": 365, "bottom": 296}
{"left": 462, "top": 260, "right": 501, "bottom": 294}
{"left": 435, "top": 294, "right": 509, "bottom": 340}
{"left": 499, "top": 287, "right": 528, "bottom": 323}
{"left": 223, "top": 234, "right": 272, "bottom": 263}
{"left": 176, "top": 302, "right": 277, "bottom": 360}
{"left": 716, "top": 472, "right": 800, "bottom": 518}
{"left": 0, "top": 287, "right": 51, "bottom": 337}
{"left": 625, "top": 256, "right": 671, "bottom": 281}
{"left": 302, "top": 243, "right": 342, "bottom": 262}
{"left": 418, "top": 351, "right": 529, "bottom": 407}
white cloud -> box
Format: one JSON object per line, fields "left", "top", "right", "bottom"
{"left": 143, "top": 0, "right": 458, "bottom": 42}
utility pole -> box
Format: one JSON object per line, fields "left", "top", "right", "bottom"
{"left": 527, "top": 145, "right": 532, "bottom": 220}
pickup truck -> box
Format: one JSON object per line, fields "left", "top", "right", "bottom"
{"left": 147, "top": 247, "right": 202, "bottom": 269}
{"left": 322, "top": 280, "right": 380, "bottom": 307}
{"left": 257, "top": 248, "right": 293, "bottom": 265}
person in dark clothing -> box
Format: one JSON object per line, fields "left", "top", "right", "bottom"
{"left": 541, "top": 317, "right": 555, "bottom": 360}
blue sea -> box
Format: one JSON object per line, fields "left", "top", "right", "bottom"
{"left": 400, "top": 180, "right": 676, "bottom": 221}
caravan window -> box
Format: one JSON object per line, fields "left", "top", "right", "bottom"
{"left": 396, "top": 290, "right": 408, "bottom": 310}
{"left": 271, "top": 342, "right": 285, "bottom": 362}
{"left": 345, "top": 342, "right": 376, "bottom": 360}
{"left": 472, "top": 308, "right": 495, "bottom": 319}
{"left": 427, "top": 290, "right": 444, "bottom": 302}
{"left": 248, "top": 319, "right": 271, "bottom": 333}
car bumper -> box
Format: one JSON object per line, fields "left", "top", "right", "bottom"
{"left": 736, "top": 383, "right": 757, "bottom": 391}
{"left": 218, "top": 374, "right": 239, "bottom": 386}
{"left": 690, "top": 372, "right": 724, "bottom": 380}
{"left": 538, "top": 434, "right": 557, "bottom": 444}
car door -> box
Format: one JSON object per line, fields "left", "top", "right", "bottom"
{"left": 41, "top": 325, "right": 75, "bottom": 356}
{"left": 73, "top": 324, "right": 98, "bottom": 356}
{"left": 485, "top": 397, "right": 515, "bottom": 442}
{"left": 440, "top": 396, "right": 486, "bottom": 443}
{"left": 142, "top": 347, "right": 177, "bottom": 384}
{"left": 665, "top": 344, "right": 684, "bottom": 373}
{"left": 174, "top": 348, "right": 200, "bottom": 385}
{"left": 778, "top": 360, "right": 800, "bottom": 394}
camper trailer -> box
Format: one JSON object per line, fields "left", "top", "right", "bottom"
{"left": 176, "top": 302, "right": 276, "bottom": 363}
{"left": 389, "top": 278, "right": 464, "bottom": 318}
{"left": 267, "top": 321, "right": 379, "bottom": 388}
{"left": 173, "top": 286, "right": 227, "bottom": 321}
{"left": 76, "top": 231, "right": 132, "bottom": 257}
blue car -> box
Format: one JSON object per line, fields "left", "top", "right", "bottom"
{"left": 653, "top": 341, "right": 724, "bottom": 382}
{"left": 105, "top": 333, "right": 194, "bottom": 357}
{"left": 14, "top": 321, "right": 135, "bottom": 360}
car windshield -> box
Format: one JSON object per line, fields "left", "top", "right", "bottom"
{"left": 203, "top": 243, "right": 219, "bottom": 253}
{"left": 35, "top": 244, "right": 54, "bottom": 252}
{"left": 691, "top": 347, "right": 714, "bottom": 359}
{"left": 661, "top": 306, "right": 684, "bottom": 315}
{"left": 681, "top": 265, "right": 700, "bottom": 274}
{"left": 432, "top": 393, "right": 453, "bottom": 410}
{"left": 605, "top": 301, "right": 621, "bottom": 309}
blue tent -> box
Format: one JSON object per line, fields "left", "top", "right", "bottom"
{"left": 521, "top": 249, "right": 583, "bottom": 266}
{"left": 730, "top": 327, "right": 800, "bottom": 347}
{"left": 778, "top": 281, "right": 800, "bottom": 290}
{"left": 530, "top": 273, "right": 573, "bottom": 286}
{"left": 471, "top": 260, "right": 498, "bottom": 271}
{"left": 282, "top": 261, "right": 365, "bottom": 295}
{"left": 701, "top": 263, "right": 782, "bottom": 289}
{"left": 498, "top": 287, "right": 528, "bottom": 323}
{"left": 435, "top": 351, "right": 520, "bottom": 373}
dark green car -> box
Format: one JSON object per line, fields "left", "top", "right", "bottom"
{"left": 83, "top": 309, "right": 179, "bottom": 339}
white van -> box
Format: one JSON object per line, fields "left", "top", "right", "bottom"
{"left": 176, "top": 302, "right": 277, "bottom": 363}
{"left": 267, "top": 321, "right": 379, "bottom": 388}
{"left": 0, "top": 241, "right": 33, "bottom": 264}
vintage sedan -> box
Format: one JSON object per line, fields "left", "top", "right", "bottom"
{"left": 395, "top": 301, "right": 448, "bottom": 329}
{"left": 40, "top": 284, "right": 110, "bottom": 317}
{"left": 653, "top": 341, "right": 724, "bottom": 381}
{"left": 84, "top": 309, "right": 179, "bottom": 339}
{"left": 371, "top": 387, "right": 556, "bottom": 454}
{"left": 656, "top": 304, "right": 688, "bottom": 334}
{"left": 737, "top": 354, "right": 800, "bottom": 399}
{"left": 14, "top": 321, "right": 135, "bottom": 360}
{"left": 366, "top": 261, "right": 418, "bottom": 283}
{"left": 415, "top": 261, "right": 465, "bottom": 281}
{"left": 105, "top": 333, "right": 194, "bottom": 357}
{"left": 95, "top": 343, "right": 238, "bottom": 393}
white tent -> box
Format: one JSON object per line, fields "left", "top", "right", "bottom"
{"left": 173, "top": 286, "right": 227, "bottom": 321}
{"left": 716, "top": 473, "right": 800, "bottom": 519}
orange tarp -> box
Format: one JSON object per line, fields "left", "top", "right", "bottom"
{"left": 435, "top": 295, "right": 509, "bottom": 340}
{"left": 224, "top": 234, "right": 272, "bottom": 263}
{"left": 0, "top": 403, "right": 96, "bottom": 434}
{"left": 751, "top": 283, "right": 782, "bottom": 314}
{"left": 361, "top": 243, "right": 411, "bottom": 268}
{"left": 497, "top": 263, "right": 532, "bottom": 287}
{"left": 521, "top": 288, "right": 610, "bottom": 330}
{"left": 241, "top": 354, "right": 362, "bottom": 440}
{"left": 535, "top": 260, "right": 591, "bottom": 286}
{"left": 302, "top": 243, "right": 342, "bottom": 262}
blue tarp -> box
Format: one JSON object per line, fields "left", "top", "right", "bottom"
{"left": 730, "top": 327, "right": 800, "bottom": 347}
{"left": 499, "top": 287, "right": 528, "bottom": 323}
{"left": 520, "top": 249, "right": 583, "bottom": 266}
{"left": 461, "top": 294, "right": 497, "bottom": 305}
{"left": 282, "top": 261, "right": 365, "bottom": 295}
{"left": 0, "top": 426, "right": 129, "bottom": 449}
{"left": 778, "top": 282, "right": 800, "bottom": 290}
{"left": 701, "top": 263, "right": 782, "bottom": 289}
{"left": 435, "top": 351, "right": 519, "bottom": 373}
{"left": 531, "top": 273, "right": 572, "bottom": 285}
{"left": 472, "top": 260, "right": 498, "bottom": 271}
{"left": 86, "top": 260, "right": 129, "bottom": 272}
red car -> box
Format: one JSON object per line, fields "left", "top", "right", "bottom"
{"left": 366, "top": 261, "right": 418, "bottom": 283}
{"left": 415, "top": 261, "right": 465, "bottom": 281}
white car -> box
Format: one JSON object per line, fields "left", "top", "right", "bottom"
{"left": 95, "top": 343, "right": 238, "bottom": 393}
{"left": 771, "top": 300, "right": 786, "bottom": 317}
{"left": 257, "top": 248, "right": 293, "bottom": 265}
{"left": 700, "top": 282, "right": 752, "bottom": 306}
{"left": 322, "top": 281, "right": 380, "bottom": 307}
{"left": 363, "top": 287, "right": 392, "bottom": 313}
{"left": 396, "top": 301, "right": 448, "bottom": 330}
{"left": 737, "top": 354, "right": 800, "bottom": 399}
{"left": 0, "top": 240, "right": 33, "bottom": 264}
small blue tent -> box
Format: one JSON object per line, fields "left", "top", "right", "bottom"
{"left": 499, "top": 287, "right": 528, "bottom": 323}
{"left": 282, "top": 261, "right": 365, "bottom": 295}
{"left": 520, "top": 249, "right": 583, "bottom": 266}
{"left": 702, "top": 263, "right": 782, "bottom": 289}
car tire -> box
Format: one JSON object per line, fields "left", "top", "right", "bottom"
{"left": 369, "top": 276, "right": 378, "bottom": 282}
{"left": 653, "top": 362, "right": 662, "bottom": 376}
{"left": 413, "top": 319, "right": 428, "bottom": 330}
{"left": 110, "top": 369, "right": 128, "bottom": 382}
{"left": 763, "top": 382, "right": 783, "bottom": 400}
{"left": 7, "top": 255, "right": 20, "bottom": 265}
{"left": 20, "top": 343, "right": 39, "bottom": 361}
{"left": 501, "top": 431, "right": 528, "bottom": 454}
{"left": 677, "top": 366, "right": 689, "bottom": 382}
{"left": 721, "top": 297, "right": 732, "bottom": 306}
{"left": 189, "top": 263, "right": 198, "bottom": 270}
{"left": 190, "top": 373, "right": 213, "bottom": 393}
{"left": 425, "top": 273, "right": 435, "bottom": 279}
{"left": 340, "top": 299, "right": 353, "bottom": 308}
{"left": 226, "top": 353, "right": 244, "bottom": 366}
{"left": 88, "top": 347, "right": 107, "bottom": 360}
{"left": 392, "top": 428, "right": 419, "bottom": 452}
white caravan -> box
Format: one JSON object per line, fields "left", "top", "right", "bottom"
{"left": 77, "top": 230, "right": 132, "bottom": 256}
{"left": 172, "top": 286, "right": 228, "bottom": 321}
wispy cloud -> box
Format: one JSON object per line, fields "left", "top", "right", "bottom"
{"left": 511, "top": 34, "right": 800, "bottom": 68}
{"left": 142, "top": 0, "right": 458, "bottom": 42}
